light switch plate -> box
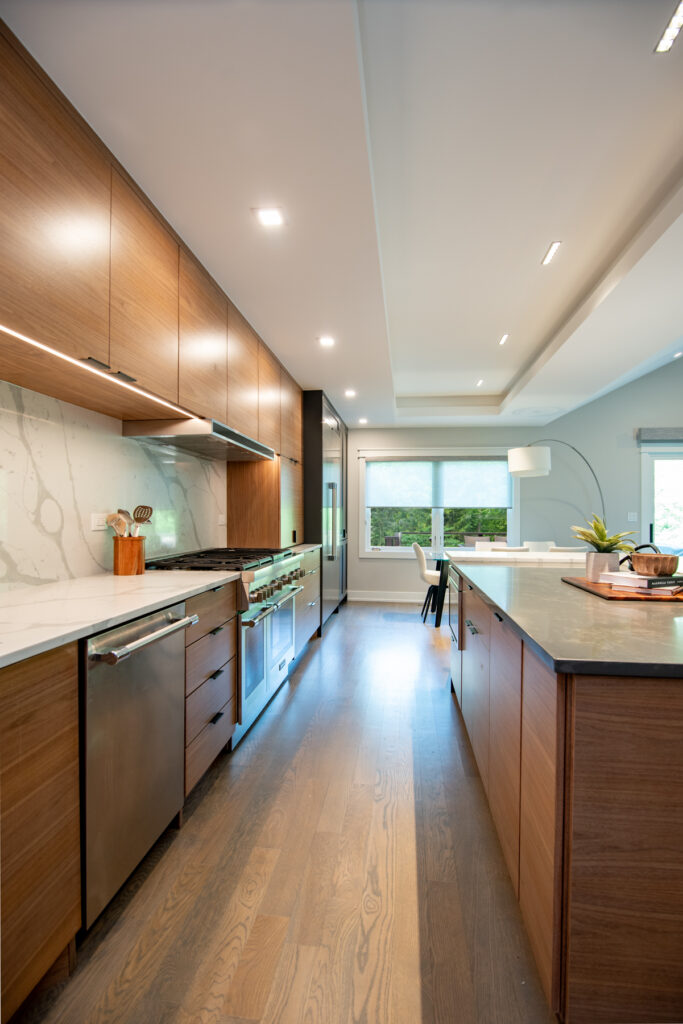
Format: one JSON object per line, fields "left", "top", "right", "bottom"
{"left": 217, "top": 514, "right": 226, "bottom": 526}
{"left": 627, "top": 512, "right": 638, "bottom": 522}
{"left": 91, "top": 512, "right": 109, "bottom": 531}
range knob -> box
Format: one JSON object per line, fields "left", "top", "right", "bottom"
{"left": 296, "top": 568, "right": 306, "bottom": 579}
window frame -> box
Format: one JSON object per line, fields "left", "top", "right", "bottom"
{"left": 640, "top": 443, "right": 683, "bottom": 548}
{"left": 357, "top": 447, "right": 520, "bottom": 558}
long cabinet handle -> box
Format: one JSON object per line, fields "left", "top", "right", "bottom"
{"left": 92, "top": 614, "right": 199, "bottom": 665}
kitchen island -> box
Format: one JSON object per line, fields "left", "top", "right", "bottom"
{"left": 448, "top": 563, "right": 683, "bottom": 1024}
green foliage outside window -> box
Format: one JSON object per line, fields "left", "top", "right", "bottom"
{"left": 369, "top": 507, "right": 508, "bottom": 547}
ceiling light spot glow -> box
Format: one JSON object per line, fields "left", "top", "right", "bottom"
{"left": 542, "top": 241, "right": 562, "bottom": 265}
{"left": 656, "top": 2, "right": 683, "bottom": 51}
{"left": 359, "top": 417, "right": 368, "bottom": 424}
{"left": 499, "top": 333, "right": 509, "bottom": 346}
{"left": 476, "top": 379, "right": 484, "bottom": 388}
{"left": 345, "top": 388, "right": 356, "bottom": 397}
{"left": 319, "top": 335, "right": 335, "bottom": 348}
{"left": 254, "top": 207, "right": 284, "bottom": 227}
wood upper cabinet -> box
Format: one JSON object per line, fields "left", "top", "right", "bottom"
{"left": 519, "top": 643, "right": 565, "bottom": 1012}
{"left": 226, "top": 455, "right": 303, "bottom": 549}
{"left": 0, "top": 643, "right": 80, "bottom": 1024}
{"left": 460, "top": 585, "right": 491, "bottom": 793}
{"left": 227, "top": 300, "right": 259, "bottom": 439}
{"left": 258, "top": 341, "right": 282, "bottom": 452}
{"left": 110, "top": 168, "right": 179, "bottom": 403}
{"left": 0, "top": 30, "right": 110, "bottom": 364}
{"left": 280, "top": 368, "right": 302, "bottom": 462}
{"left": 179, "top": 251, "right": 228, "bottom": 421}
{"left": 488, "top": 612, "right": 523, "bottom": 896}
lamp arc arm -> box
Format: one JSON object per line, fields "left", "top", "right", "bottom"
{"left": 530, "top": 438, "right": 606, "bottom": 521}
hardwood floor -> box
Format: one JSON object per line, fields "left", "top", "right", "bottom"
{"left": 14, "top": 603, "right": 555, "bottom": 1024}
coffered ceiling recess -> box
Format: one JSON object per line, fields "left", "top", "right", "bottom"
{"left": 1, "top": 0, "right": 683, "bottom": 427}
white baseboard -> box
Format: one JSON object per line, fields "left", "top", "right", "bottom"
{"left": 347, "top": 590, "right": 424, "bottom": 604}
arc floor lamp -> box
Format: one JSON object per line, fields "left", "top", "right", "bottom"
{"left": 507, "top": 439, "right": 606, "bottom": 521}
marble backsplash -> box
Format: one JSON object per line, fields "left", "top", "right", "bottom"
{"left": 0, "top": 381, "right": 227, "bottom": 589}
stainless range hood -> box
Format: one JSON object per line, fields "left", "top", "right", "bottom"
{"left": 123, "top": 419, "right": 275, "bottom": 462}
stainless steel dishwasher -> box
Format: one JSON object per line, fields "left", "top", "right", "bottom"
{"left": 83, "top": 602, "right": 198, "bottom": 928}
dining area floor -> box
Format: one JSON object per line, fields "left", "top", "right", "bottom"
{"left": 15, "top": 602, "right": 555, "bottom": 1024}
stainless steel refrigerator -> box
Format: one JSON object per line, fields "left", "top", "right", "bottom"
{"left": 303, "top": 391, "right": 347, "bottom": 625}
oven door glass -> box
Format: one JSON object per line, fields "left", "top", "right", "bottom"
{"left": 270, "top": 595, "right": 294, "bottom": 682}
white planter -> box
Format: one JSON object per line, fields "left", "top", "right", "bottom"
{"left": 585, "top": 551, "right": 619, "bottom": 582}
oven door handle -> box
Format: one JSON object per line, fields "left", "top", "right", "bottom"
{"left": 243, "top": 606, "right": 274, "bottom": 628}
{"left": 272, "top": 585, "right": 304, "bottom": 610}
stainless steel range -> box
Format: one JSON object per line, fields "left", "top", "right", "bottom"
{"left": 147, "top": 547, "right": 307, "bottom": 744}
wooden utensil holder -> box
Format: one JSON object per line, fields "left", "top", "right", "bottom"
{"left": 113, "top": 536, "right": 145, "bottom": 575}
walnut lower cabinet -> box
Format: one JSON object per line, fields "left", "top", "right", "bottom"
{"left": 453, "top": 570, "right": 683, "bottom": 1023}
{"left": 184, "top": 583, "right": 239, "bottom": 796}
{"left": 0, "top": 644, "right": 80, "bottom": 1024}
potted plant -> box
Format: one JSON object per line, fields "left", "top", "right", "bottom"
{"left": 571, "top": 515, "right": 635, "bottom": 582}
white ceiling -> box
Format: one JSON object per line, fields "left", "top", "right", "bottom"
{"left": 2, "top": 0, "right": 683, "bottom": 428}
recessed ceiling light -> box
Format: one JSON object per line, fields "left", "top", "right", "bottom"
{"left": 674, "top": 351, "right": 683, "bottom": 359}
{"left": 476, "top": 379, "right": 484, "bottom": 388}
{"left": 319, "top": 335, "right": 335, "bottom": 348}
{"left": 542, "top": 241, "right": 562, "bottom": 265}
{"left": 344, "top": 388, "right": 356, "bottom": 398}
{"left": 253, "top": 207, "right": 284, "bottom": 227}
{"left": 499, "top": 333, "right": 509, "bottom": 346}
{"left": 358, "top": 417, "right": 368, "bottom": 424}
{"left": 656, "top": 2, "right": 683, "bottom": 52}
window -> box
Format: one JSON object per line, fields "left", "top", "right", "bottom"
{"left": 640, "top": 445, "right": 683, "bottom": 555}
{"left": 359, "top": 452, "right": 517, "bottom": 556}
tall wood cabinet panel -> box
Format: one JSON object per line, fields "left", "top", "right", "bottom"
{"left": 280, "top": 368, "right": 302, "bottom": 462}
{"left": 0, "top": 643, "right": 80, "bottom": 1023}
{"left": 488, "top": 613, "right": 523, "bottom": 896}
{"left": 258, "top": 340, "right": 281, "bottom": 452}
{"left": 519, "top": 643, "right": 565, "bottom": 1012}
{"left": 460, "top": 585, "right": 491, "bottom": 793}
{"left": 110, "top": 168, "right": 179, "bottom": 403}
{"left": 226, "top": 455, "right": 303, "bottom": 549}
{"left": 0, "top": 30, "right": 110, "bottom": 364}
{"left": 179, "top": 251, "right": 228, "bottom": 421}
{"left": 227, "top": 301, "right": 260, "bottom": 438}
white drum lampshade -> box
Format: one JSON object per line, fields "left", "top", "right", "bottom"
{"left": 507, "top": 446, "right": 551, "bottom": 478}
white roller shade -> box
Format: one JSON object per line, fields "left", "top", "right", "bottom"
{"left": 365, "top": 461, "right": 433, "bottom": 507}
{"left": 441, "top": 460, "right": 512, "bottom": 508}
{"left": 365, "top": 459, "right": 511, "bottom": 508}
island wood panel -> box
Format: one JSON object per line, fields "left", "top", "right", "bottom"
{"left": 280, "top": 367, "right": 302, "bottom": 462}
{"left": 0, "top": 643, "right": 80, "bottom": 1024}
{"left": 110, "top": 168, "right": 179, "bottom": 403}
{"left": 178, "top": 250, "right": 228, "bottom": 421}
{"left": 0, "top": 30, "right": 110, "bottom": 365}
{"left": 460, "top": 586, "right": 491, "bottom": 793}
{"left": 519, "top": 643, "right": 565, "bottom": 1012}
{"left": 258, "top": 340, "right": 282, "bottom": 452}
{"left": 488, "top": 613, "right": 523, "bottom": 896}
{"left": 227, "top": 301, "right": 260, "bottom": 439}
{"left": 563, "top": 674, "right": 683, "bottom": 1024}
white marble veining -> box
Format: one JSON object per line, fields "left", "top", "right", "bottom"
{"left": 0, "top": 569, "right": 240, "bottom": 668}
{"left": 0, "top": 381, "right": 227, "bottom": 588}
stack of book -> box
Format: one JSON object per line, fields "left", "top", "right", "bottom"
{"left": 598, "top": 570, "right": 683, "bottom": 595}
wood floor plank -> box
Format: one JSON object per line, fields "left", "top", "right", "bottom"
{"left": 290, "top": 831, "right": 340, "bottom": 947}
{"left": 222, "top": 914, "right": 290, "bottom": 1020}
{"left": 259, "top": 943, "right": 317, "bottom": 1024}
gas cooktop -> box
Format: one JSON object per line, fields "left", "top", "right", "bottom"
{"left": 146, "top": 547, "right": 294, "bottom": 572}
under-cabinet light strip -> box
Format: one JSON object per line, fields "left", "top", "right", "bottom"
{"left": 656, "top": 2, "right": 683, "bottom": 52}
{"left": 0, "top": 323, "right": 201, "bottom": 420}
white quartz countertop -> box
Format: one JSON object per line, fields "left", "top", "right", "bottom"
{"left": 0, "top": 570, "right": 241, "bottom": 670}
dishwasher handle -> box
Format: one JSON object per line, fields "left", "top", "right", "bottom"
{"left": 92, "top": 614, "right": 199, "bottom": 665}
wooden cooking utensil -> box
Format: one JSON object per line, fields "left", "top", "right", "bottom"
{"left": 131, "top": 504, "right": 153, "bottom": 537}
{"left": 117, "top": 509, "right": 134, "bottom": 536}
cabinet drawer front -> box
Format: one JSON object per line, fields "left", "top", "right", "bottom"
{"left": 295, "top": 596, "right": 320, "bottom": 656}
{"left": 463, "top": 587, "right": 491, "bottom": 648}
{"left": 186, "top": 620, "right": 237, "bottom": 695}
{"left": 302, "top": 548, "right": 321, "bottom": 573}
{"left": 186, "top": 657, "right": 236, "bottom": 746}
{"left": 185, "top": 697, "right": 235, "bottom": 796}
{"left": 298, "top": 568, "right": 320, "bottom": 604}
{"left": 185, "top": 585, "right": 238, "bottom": 645}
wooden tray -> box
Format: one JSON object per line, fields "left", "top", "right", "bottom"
{"left": 562, "top": 576, "right": 683, "bottom": 601}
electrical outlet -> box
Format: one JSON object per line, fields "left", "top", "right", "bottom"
{"left": 91, "top": 512, "right": 109, "bottom": 532}
{"left": 217, "top": 514, "right": 226, "bottom": 527}
{"left": 627, "top": 512, "right": 638, "bottom": 522}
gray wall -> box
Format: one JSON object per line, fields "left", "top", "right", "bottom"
{"left": 347, "top": 356, "right": 683, "bottom": 601}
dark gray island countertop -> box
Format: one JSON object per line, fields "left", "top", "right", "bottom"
{"left": 455, "top": 564, "right": 683, "bottom": 677}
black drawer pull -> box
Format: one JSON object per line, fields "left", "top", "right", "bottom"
{"left": 467, "top": 583, "right": 473, "bottom": 590}
{"left": 494, "top": 612, "right": 503, "bottom": 622}
{"left": 209, "top": 626, "right": 224, "bottom": 636}
{"left": 209, "top": 711, "right": 224, "bottom": 725}
{"left": 212, "top": 585, "right": 225, "bottom": 593}
{"left": 209, "top": 669, "right": 224, "bottom": 680}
